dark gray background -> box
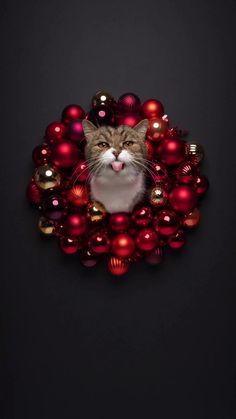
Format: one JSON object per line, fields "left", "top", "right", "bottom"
{"left": 1, "top": 0, "right": 236, "bottom": 418}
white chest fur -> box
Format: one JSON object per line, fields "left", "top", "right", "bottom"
{"left": 90, "top": 171, "right": 145, "bottom": 213}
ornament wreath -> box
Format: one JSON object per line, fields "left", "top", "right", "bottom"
{"left": 27, "top": 91, "right": 209, "bottom": 277}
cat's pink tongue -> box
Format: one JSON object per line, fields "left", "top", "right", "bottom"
{"left": 111, "top": 161, "right": 124, "bottom": 172}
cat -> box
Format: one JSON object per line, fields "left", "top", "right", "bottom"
{"left": 82, "top": 119, "right": 148, "bottom": 213}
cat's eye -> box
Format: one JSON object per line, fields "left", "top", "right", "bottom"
{"left": 97, "top": 141, "right": 109, "bottom": 149}
{"left": 123, "top": 140, "right": 134, "bottom": 147}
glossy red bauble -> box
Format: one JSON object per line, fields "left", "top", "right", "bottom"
{"left": 26, "top": 181, "right": 42, "bottom": 205}
{"left": 89, "top": 231, "right": 110, "bottom": 254}
{"left": 142, "top": 99, "right": 164, "bottom": 118}
{"left": 118, "top": 92, "right": 141, "bottom": 113}
{"left": 61, "top": 104, "right": 85, "bottom": 125}
{"left": 109, "top": 213, "right": 130, "bottom": 233}
{"left": 45, "top": 121, "right": 66, "bottom": 143}
{"left": 136, "top": 228, "right": 158, "bottom": 251}
{"left": 66, "top": 120, "right": 84, "bottom": 143}
{"left": 145, "top": 140, "right": 155, "bottom": 161}
{"left": 88, "top": 104, "right": 114, "bottom": 126}
{"left": 132, "top": 206, "right": 153, "bottom": 227}
{"left": 175, "top": 162, "right": 197, "bottom": 184}
{"left": 51, "top": 140, "right": 79, "bottom": 169}
{"left": 112, "top": 234, "right": 135, "bottom": 258}
{"left": 42, "top": 194, "right": 67, "bottom": 220}
{"left": 154, "top": 210, "right": 179, "bottom": 236}
{"left": 116, "top": 113, "right": 142, "bottom": 128}
{"left": 80, "top": 249, "right": 98, "bottom": 267}
{"left": 147, "top": 117, "right": 168, "bottom": 142}
{"left": 168, "top": 230, "right": 185, "bottom": 249}
{"left": 169, "top": 185, "right": 197, "bottom": 213}
{"left": 63, "top": 214, "right": 87, "bottom": 236}
{"left": 157, "top": 137, "right": 186, "bottom": 165}
{"left": 107, "top": 256, "right": 129, "bottom": 276}
{"left": 145, "top": 247, "right": 163, "bottom": 265}
{"left": 194, "top": 174, "right": 209, "bottom": 197}
{"left": 32, "top": 144, "right": 50, "bottom": 166}
{"left": 59, "top": 237, "right": 80, "bottom": 254}
{"left": 72, "top": 160, "right": 89, "bottom": 183}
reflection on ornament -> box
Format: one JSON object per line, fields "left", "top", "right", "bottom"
{"left": 38, "top": 216, "right": 55, "bottom": 235}
{"left": 91, "top": 90, "right": 115, "bottom": 108}
{"left": 87, "top": 201, "right": 107, "bottom": 223}
{"left": 149, "top": 186, "right": 168, "bottom": 207}
{"left": 147, "top": 117, "right": 168, "bottom": 142}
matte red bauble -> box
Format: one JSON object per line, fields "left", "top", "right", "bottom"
{"left": 112, "top": 234, "right": 135, "bottom": 258}
{"left": 169, "top": 185, "right": 197, "bottom": 213}
{"left": 157, "top": 137, "right": 186, "bottom": 165}
{"left": 51, "top": 140, "right": 79, "bottom": 169}
{"left": 80, "top": 249, "right": 98, "bottom": 267}
{"left": 67, "top": 185, "right": 89, "bottom": 207}
{"left": 145, "top": 247, "right": 163, "bottom": 265}
{"left": 154, "top": 210, "right": 179, "bottom": 236}
{"left": 142, "top": 99, "right": 164, "bottom": 118}
{"left": 147, "top": 117, "right": 168, "bottom": 142}
{"left": 42, "top": 194, "right": 67, "bottom": 220}
{"left": 168, "top": 230, "right": 185, "bottom": 249}
{"left": 89, "top": 231, "right": 110, "bottom": 254}
{"left": 32, "top": 144, "right": 50, "bottom": 166}
{"left": 117, "top": 92, "right": 141, "bottom": 113}
{"left": 107, "top": 256, "right": 129, "bottom": 276}
{"left": 59, "top": 237, "right": 80, "bottom": 254}
{"left": 109, "top": 213, "right": 130, "bottom": 233}
{"left": 194, "top": 174, "right": 209, "bottom": 197}
{"left": 61, "top": 104, "right": 85, "bottom": 125}
{"left": 132, "top": 206, "right": 153, "bottom": 227}
{"left": 45, "top": 121, "right": 66, "bottom": 143}
{"left": 136, "top": 228, "right": 158, "bottom": 251}
{"left": 72, "top": 160, "right": 89, "bottom": 183}
{"left": 116, "top": 113, "right": 141, "bottom": 128}
{"left": 26, "top": 181, "right": 42, "bottom": 205}
{"left": 66, "top": 120, "right": 84, "bottom": 143}
{"left": 63, "top": 213, "right": 87, "bottom": 236}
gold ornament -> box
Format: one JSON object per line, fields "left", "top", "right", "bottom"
{"left": 87, "top": 201, "right": 107, "bottom": 222}
{"left": 91, "top": 90, "right": 115, "bottom": 108}
{"left": 34, "top": 164, "right": 61, "bottom": 190}
{"left": 185, "top": 142, "right": 204, "bottom": 166}
{"left": 38, "top": 216, "right": 55, "bottom": 235}
{"left": 149, "top": 186, "right": 168, "bottom": 207}
{"left": 182, "top": 208, "right": 200, "bottom": 229}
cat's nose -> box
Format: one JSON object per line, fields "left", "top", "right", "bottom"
{"left": 112, "top": 150, "right": 119, "bottom": 159}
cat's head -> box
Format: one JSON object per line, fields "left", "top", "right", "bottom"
{"left": 82, "top": 119, "right": 148, "bottom": 181}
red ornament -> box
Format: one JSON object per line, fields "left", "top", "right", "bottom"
{"left": 59, "top": 237, "right": 80, "bottom": 254}
{"left": 32, "top": 144, "right": 50, "bottom": 166}
{"left": 150, "top": 161, "right": 168, "bottom": 183}
{"left": 182, "top": 208, "right": 200, "bottom": 229}
{"left": 42, "top": 194, "right": 67, "bottom": 220}
{"left": 169, "top": 185, "right": 197, "bottom": 213}
{"left": 175, "top": 162, "right": 197, "bottom": 184}
{"left": 157, "top": 137, "right": 186, "bottom": 165}
{"left": 109, "top": 213, "right": 130, "bottom": 233}
{"left": 194, "top": 174, "right": 209, "bottom": 197}
{"left": 45, "top": 121, "right": 66, "bottom": 143}
{"left": 117, "top": 92, "right": 141, "bottom": 113}
{"left": 136, "top": 228, "right": 158, "bottom": 251}
{"left": 111, "top": 234, "right": 135, "bottom": 258}
{"left": 147, "top": 117, "right": 168, "bottom": 142}
{"left": 168, "top": 230, "right": 185, "bottom": 249}
{"left": 88, "top": 104, "right": 114, "bottom": 126}
{"left": 63, "top": 214, "right": 87, "bottom": 236}
{"left": 26, "top": 181, "right": 42, "bottom": 205}
{"left": 66, "top": 120, "right": 84, "bottom": 143}
{"left": 145, "top": 247, "right": 163, "bottom": 265}
{"left": 89, "top": 231, "right": 110, "bottom": 254}
{"left": 142, "top": 99, "right": 164, "bottom": 118}
{"left": 80, "top": 249, "right": 98, "bottom": 267}
{"left": 51, "top": 140, "right": 79, "bottom": 169}
{"left": 61, "top": 104, "right": 85, "bottom": 125}
{"left": 132, "top": 206, "right": 153, "bottom": 227}
{"left": 72, "top": 160, "right": 89, "bottom": 183}
{"left": 154, "top": 210, "right": 179, "bottom": 236}
{"left": 107, "top": 256, "right": 129, "bottom": 276}
{"left": 67, "top": 185, "right": 89, "bottom": 207}
{"left": 145, "top": 140, "right": 155, "bottom": 161}
{"left": 116, "top": 113, "right": 141, "bottom": 128}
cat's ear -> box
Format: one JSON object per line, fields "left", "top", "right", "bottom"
{"left": 133, "top": 119, "right": 148, "bottom": 137}
{"left": 82, "top": 119, "right": 97, "bottom": 140}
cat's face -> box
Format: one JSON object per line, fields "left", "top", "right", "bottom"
{"left": 82, "top": 119, "right": 148, "bottom": 182}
